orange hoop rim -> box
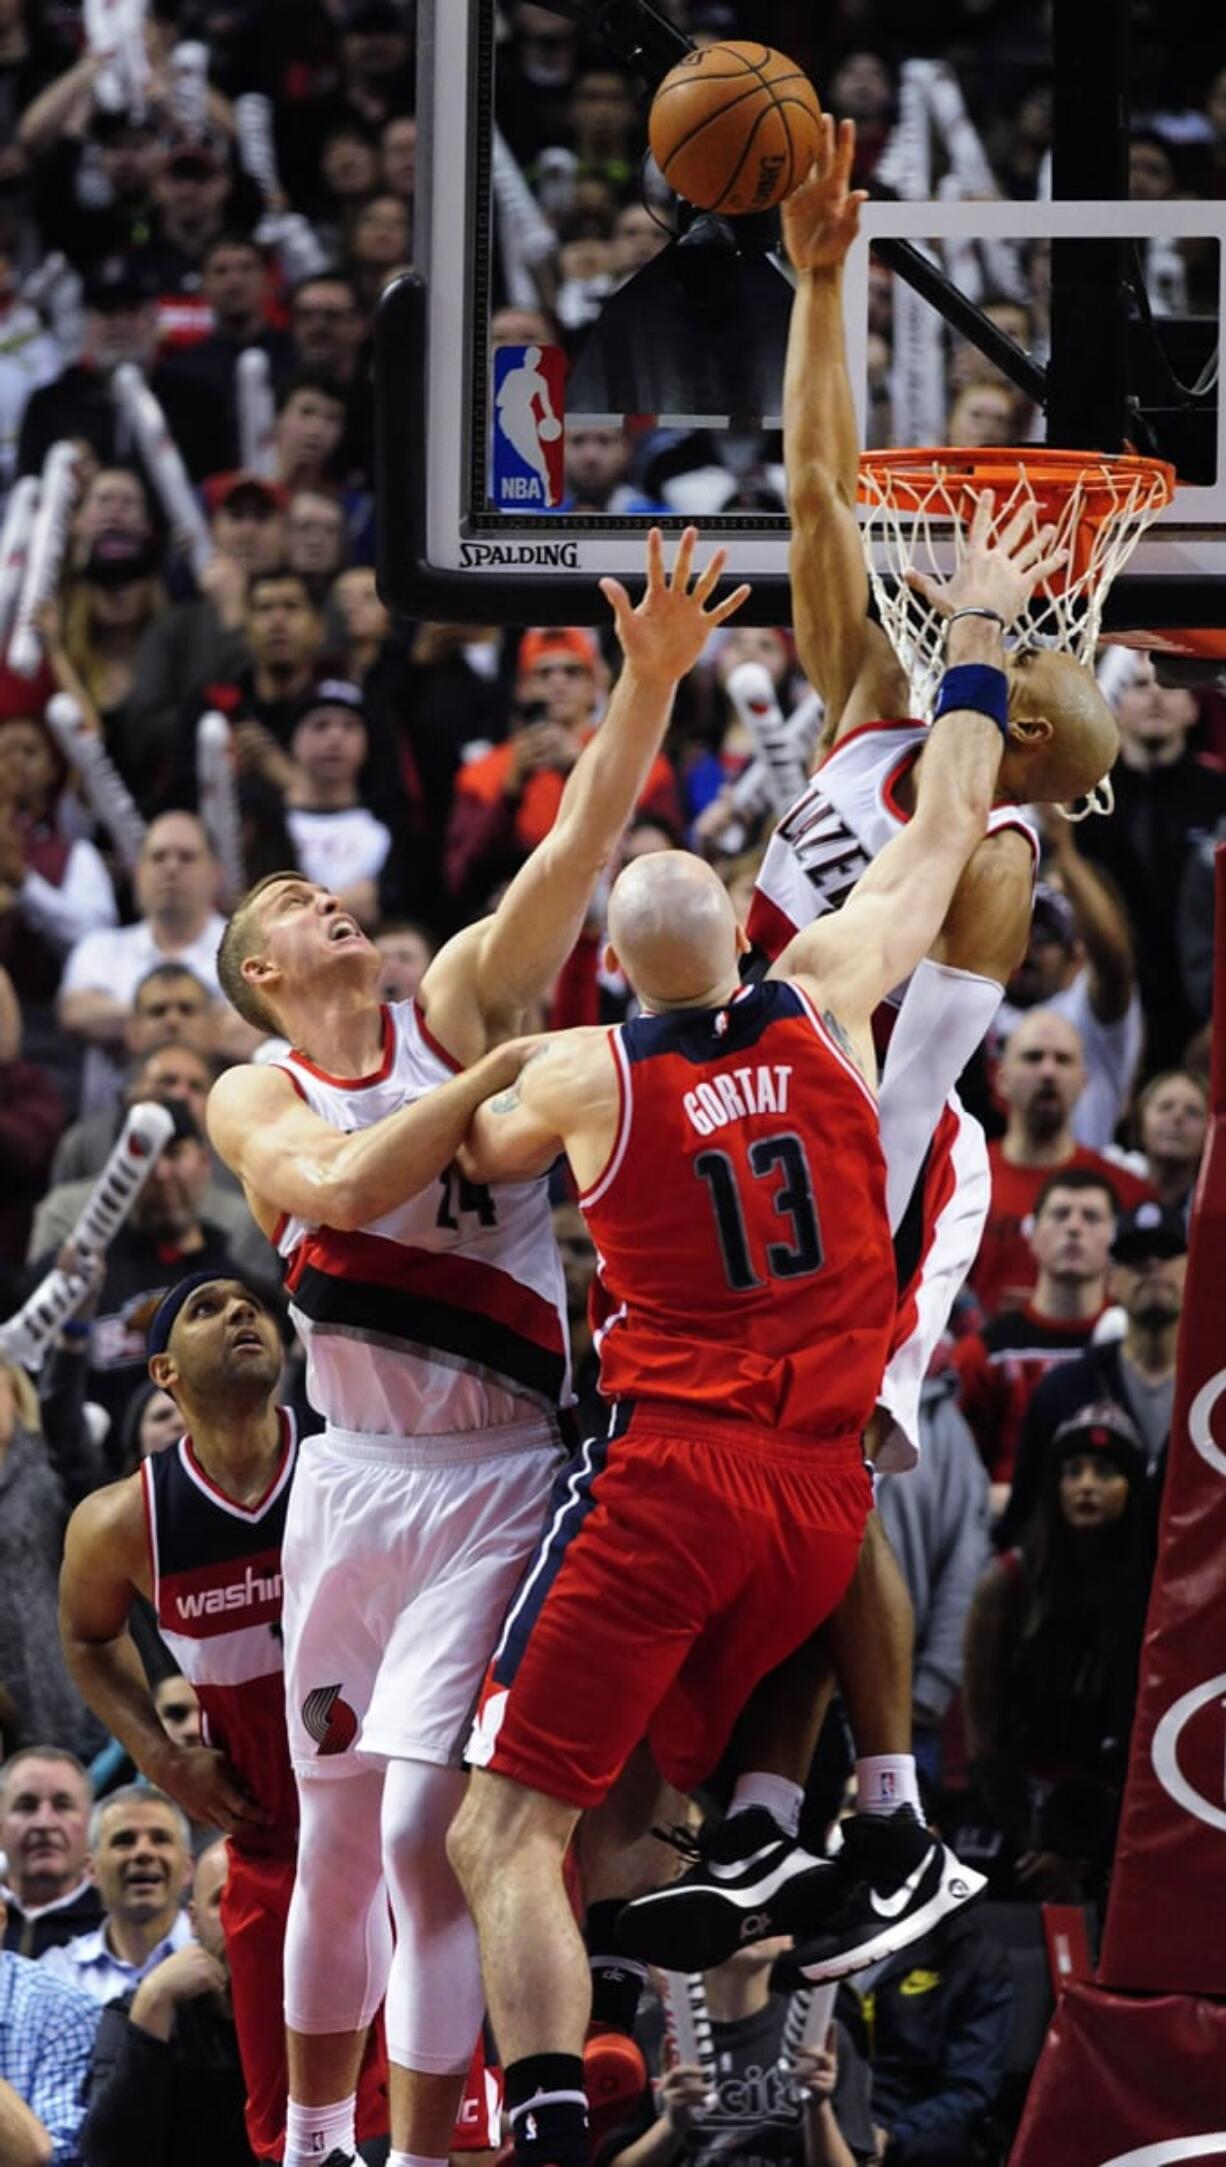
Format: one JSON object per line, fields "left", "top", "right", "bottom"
{"left": 858, "top": 445, "right": 1177, "bottom": 517}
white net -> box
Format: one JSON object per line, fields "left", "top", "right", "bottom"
{"left": 858, "top": 448, "right": 1175, "bottom": 722}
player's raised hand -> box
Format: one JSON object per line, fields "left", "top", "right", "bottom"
{"left": 781, "top": 115, "right": 869, "bottom": 274}
{"left": 599, "top": 527, "right": 751, "bottom": 687}
{"left": 905, "top": 489, "right": 1068, "bottom": 629}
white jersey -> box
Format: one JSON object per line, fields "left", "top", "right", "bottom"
{"left": 274, "top": 999, "right": 570, "bottom": 1441}
{"left": 748, "top": 719, "right": 1037, "bottom": 999}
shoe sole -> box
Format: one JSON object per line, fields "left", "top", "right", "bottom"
{"left": 788, "top": 1862, "right": 989, "bottom": 1984}
{"left": 617, "top": 1856, "right": 831, "bottom": 1972}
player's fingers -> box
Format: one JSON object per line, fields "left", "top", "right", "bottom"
{"left": 967, "top": 487, "right": 995, "bottom": 544}
{"left": 646, "top": 526, "right": 665, "bottom": 593}
{"left": 997, "top": 499, "right": 1042, "bottom": 555}
{"left": 903, "top": 567, "right": 944, "bottom": 609}
{"left": 1027, "top": 546, "right": 1068, "bottom": 588}
{"left": 670, "top": 524, "right": 698, "bottom": 591}
{"left": 817, "top": 111, "right": 834, "bottom": 172}
{"left": 710, "top": 581, "right": 752, "bottom": 623}
{"left": 692, "top": 545, "right": 729, "bottom": 605}
{"left": 599, "top": 576, "right": 632, "bottom": 629}
{"left": 836, "top": 115, "right": 856, "bottom": 183}
{"left": 1013, "top": 520, "right": 1058, "bottom": 568}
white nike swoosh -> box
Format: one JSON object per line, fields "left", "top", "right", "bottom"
{"left": 708, "top": 1842, "right": 786, "bottom": 1881}
{"left": 868, "top": 1846, "right": 938, "bottom": 1919}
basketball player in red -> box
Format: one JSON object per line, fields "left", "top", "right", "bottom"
{"left": 617, "top": 115, "right": 1124, "bottom": 1988}
{"left": 445, "top": 512, "right": 1062, "bottom": 2167}
{"left": 57, "top": 1275, "right": 422, "bottom": 2162}
{"left": 205, "top": 532, "right": 748, "bottom": 2167}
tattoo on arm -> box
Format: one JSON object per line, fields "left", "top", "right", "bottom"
{"left": 486, "top": 1042, "right": 554, "bottom": 1117}
{"left": 822, "top": 1006, "right": 865, "bottom": 1075}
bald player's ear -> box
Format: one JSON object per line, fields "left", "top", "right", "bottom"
{"left": 735, "top": 924, "right": 751, "bottom": 957}
{"left": 1007, "top": 713, "right": 1054, "bottom": 751}
{"left": 603, "top": 939, "right": 622, "bottom": 980}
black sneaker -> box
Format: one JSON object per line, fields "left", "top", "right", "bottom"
{"left": 615, "top": 1808, "right": 836, "bottom": 1971}
{"left": 770, "top": 1808, "right": 987, "bottom": 1986}
{"left": 319, "top": 2154, "right": 356, "bottom": 2167}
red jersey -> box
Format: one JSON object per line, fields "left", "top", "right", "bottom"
{"left": 143, "top": 1412, "right": 299, "bottom": 1856}
{"left": 580, "top": 979, "right": 894, "bottom": 1439}
{"left": 970, "top": 1145, "right": 1155, "bottom": 1318}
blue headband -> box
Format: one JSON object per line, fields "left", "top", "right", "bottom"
{"left": 146, "top": 1272, "right": 244, "bottom": 1358}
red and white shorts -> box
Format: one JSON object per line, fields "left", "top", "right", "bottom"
{"left": 465, "top": 1400, "right": 872, "bottom": 1810}
{"left": 876, "top": 1092, "right": 989, "bottom": 1471}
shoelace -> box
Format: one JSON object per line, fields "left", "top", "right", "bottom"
{"left": 649, "top": 1822, "right": 705, "bottom": 1863}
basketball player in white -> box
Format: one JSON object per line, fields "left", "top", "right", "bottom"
{"left": 496, "top": 346, "right": 563, "bottom": 494}
{"left": 616, "top": 117, "right": 1123, "bottom": 1982}
{"left": 207, "top": 529, "right": 749, "bottom": 2167}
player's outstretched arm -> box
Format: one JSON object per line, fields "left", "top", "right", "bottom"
{"left": 459, "top": 1030, "right": 616, "bottom": 1188}
{"left": 781, "top": 115, "right": 909, "bottom": 737}
{"left": 778, "top": 494, "right": 1065, "bottom": 1034}
{"left": 422, "top": 530, "right": 750, "bottom": 1058}
{"left": 207, "top": 1036, "right": 533, "bottom": 1231}
{"left": 60, "top": 1484, "right": 269, "bottom": 1839}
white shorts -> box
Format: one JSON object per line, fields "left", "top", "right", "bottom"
{"left": 875, "top": 1091, "right": 989, "bottom": 1473}
{"left": 282, "top": 1420, "right": 561, "bottom": 1776}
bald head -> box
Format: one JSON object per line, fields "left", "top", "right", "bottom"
{"left": 1003, "top": 651, "right": 1119, "bottom": 804}
{"left": 607, "top": 853, "right": 742, "bottom": 1009}
{"left": 1000, "top": 1004, "right": 1086, "bottom": 1145}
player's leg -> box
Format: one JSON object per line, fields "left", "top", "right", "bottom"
{"left": 380, "top": 1758, "right": 487, "bottom": 2159}
{"left": 283, "top": 1767, "right": 393, "bottom": 2167}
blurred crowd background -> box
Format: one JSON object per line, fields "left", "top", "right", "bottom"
{"left": 0, "top": 1, "right": 1223, "bottom": 2162}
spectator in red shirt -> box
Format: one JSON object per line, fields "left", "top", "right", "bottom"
{"left": 955, "top": 1169, "right": 1118, "bottom": 1505}
{"left": 970, "top": 1007, "right": 1153, "bottom": 1317}
{"left": 444, "top": 625, "right": 682, "bottom": 910}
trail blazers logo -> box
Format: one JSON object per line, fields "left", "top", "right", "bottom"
{"left": 301, "top": 1683, "right": 359, "bottom": 1756}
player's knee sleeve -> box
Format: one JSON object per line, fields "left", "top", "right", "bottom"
{"left": 380, "top": 1759, "right": 485, "bottom": 2075}
{"left": 284, "top": 1768, "right": 392, "bottom": 2035}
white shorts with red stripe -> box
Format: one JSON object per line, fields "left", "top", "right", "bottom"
{"left": 875, "top": 1092, "right": 989, "bottom": 1472}
{"left": 282, "top": 1422, "right": 559, "bottom": 1774}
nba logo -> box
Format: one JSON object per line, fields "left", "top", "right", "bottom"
{"left": 492, "top": 344, "right": 566, "bottom": 509}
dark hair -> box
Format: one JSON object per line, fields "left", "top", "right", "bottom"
{"left": 201, "top": 229, "right": 266, "bottom": 271}
{"left": 247, "top": 565, "right": 316, "bottom": 611}
{"left": 134, "top": 961, "right": 212, "bottom": 1003}
{"left": 290, "top": 270, "right": 359, "bottom": 309}
{"left": 277, "top": 369, "right": 347, "bottom": 416}
{"left": 1033, "top": 1166, "right": 1120, "bottom": 1220}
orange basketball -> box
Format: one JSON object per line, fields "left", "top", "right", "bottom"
{"left": 648, "top": 41, "right": 823, "bottom": 216}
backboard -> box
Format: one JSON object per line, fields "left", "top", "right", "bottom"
{"left": 376, "top": 0, "right": 1226, "bottom": 639}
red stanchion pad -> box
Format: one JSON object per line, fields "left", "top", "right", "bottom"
{"left": 1010, "top": 1981, "right": 1226, "bottom": 2166}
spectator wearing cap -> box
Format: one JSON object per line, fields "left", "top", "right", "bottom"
{"left": 142, "top": 129, "right": 238, "bottom": 320}
{"left": 236, "top": 678, "right": 392, "bottom": 929}
{"left": 0, "top": 1886, "right": 99, "bottom": 2166}
{"left": 1002, "top": 1200, "right": 1188, "bottom": 1548}
{"left": 57, "top": 813, "right": 237, "bottom": 1116}
{"left": 27, "top": 1096, "right": 260, "bottom": 1434}
{"left": 1079, "top": 650, "right": 1226, "bottom": 1070}
{"left": 954, "top": 1168, "right": 1118, "bottom": 1506}
{"left": 125, "top": 475, "right": 288, "bottom": 792}
{"left": 995, "top": 814, "right": 1141, "bottom": 1150}
{"left": 962, "top": 1403, "right": 1151, "bottom": 1899}
{"left": 969, "top": 1008, "right": 1153, "bottom": 1319}
{"left": 41, "top": 1788, "right": 194, "bottom": 2007}
{"left": 16, "top": 255, "right": 159, "bottom": 476}
{"left": 444, "top": 624, "right": 681, "bottom": 908}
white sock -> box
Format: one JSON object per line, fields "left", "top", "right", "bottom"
{"left": 855, "top": 1754, "right": 921, "bottom": 1817}
{"left": 284, "top": 2093, "right": 356, "bottom": 2166}
{"left": 389, "top": 2154, "right": 448, "bottom": 2167}
{"left": 729, "top": 1772, "right": 803, "bottom": 1837}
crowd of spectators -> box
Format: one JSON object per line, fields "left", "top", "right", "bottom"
{"left": 0, "top": 1, "right": 1223, "bottom": 2162}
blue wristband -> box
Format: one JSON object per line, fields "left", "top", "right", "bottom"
{"left": 933, "top": 662, "right": 1009, "bottom": 737}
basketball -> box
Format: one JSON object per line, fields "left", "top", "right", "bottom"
{"left": 648, "top": 42, "right": 823, "bottom": 216}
